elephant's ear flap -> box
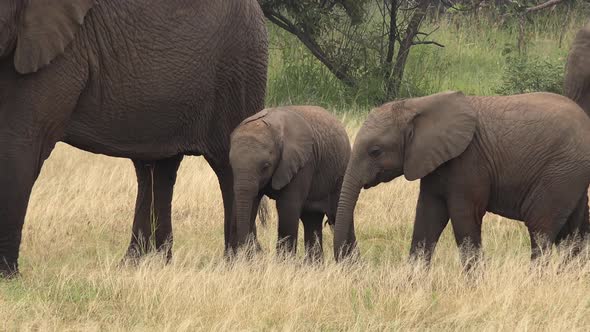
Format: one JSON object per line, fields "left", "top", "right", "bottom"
{"left": 231, "top": 109, "right": 269, "bottom": 140}
{"left": 14, "top": 0, "right": 96, "bottom": 74}
{"left": 403, "top": 91, "right": 476, "bottom": 181}
{"left": 266, "top": 109, "right": 314, "bottom": 190}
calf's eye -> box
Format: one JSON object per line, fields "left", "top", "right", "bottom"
{"left": 369, "top": 146, "right": 382, "bottom": 158}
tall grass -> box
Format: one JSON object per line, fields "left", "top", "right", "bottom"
{"left": 2, "top": 139, "right": 590, "bottom": 330}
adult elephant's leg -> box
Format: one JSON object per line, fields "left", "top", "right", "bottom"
{"left": 0, "top": 61, "right": 86, "bottom": 277}
{"left": 0, "top": 144, "right": 48, "bottom": 277}
{"left": 207, "top": 158, "right": 260, "bottom": 256}
{"left": 124, "top": 155, "right": 183, "bottom": 262}
{"left": 528, "top": 226, "right": 559, "bottom": 261}
{"left": 301, "top": 210, "right": 325, "bottom": 263}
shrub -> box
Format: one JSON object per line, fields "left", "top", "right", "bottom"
{"left": 495, "top": 54, "right": 565, "bottom": 95}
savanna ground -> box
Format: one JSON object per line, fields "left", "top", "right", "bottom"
{"left": 3, "top": 8, "right": 590, "bottom": 331}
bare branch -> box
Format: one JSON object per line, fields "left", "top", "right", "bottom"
{"left": 525, "top": 0, "right": 566, "bottom": 13}
{"left": 517, "top": 0, "right": 567, "bottom": 53}
{"left": 263, "top": 8, "right": 358, "bottom": 88}
{"left": 412, "top": 40, "right": 445, "bottom": 47}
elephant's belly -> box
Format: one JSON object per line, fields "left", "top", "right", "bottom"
{"left": 62, "top": 114, "right": 203, "bottom": 160}
{"left": 303, "top": 198, "right": 330, "bottom": 214}
{"left": 486, "top": 197, "right": 524, "bottom": 222}
{"left": 486, "top": 206, "right": 524, "bottom": 222}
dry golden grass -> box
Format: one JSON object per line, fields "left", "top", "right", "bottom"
{"left": 2, "top": 121, "right": 590, "bottom": 331}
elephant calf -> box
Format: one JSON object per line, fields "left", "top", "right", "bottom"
{"left": 230, "top": 106, "right": 351, "bottom": 261}
{"left": 334, "top": 91, "right": 590, "bottom": 266}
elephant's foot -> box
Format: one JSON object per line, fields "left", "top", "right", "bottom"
{"left": 224, "top": 240, "right": 264, "bottom": 262}
{"left": 0, "top": 260, "right": 19, "bottom": 279}
{"left": 335, "top": 240, "right": 360, "bottom": 263}
{"left": 119, "top": 242, "right": 172, "bottom": 267}
{"left": 303, "top": 253, "right": 324, "bottom": 265}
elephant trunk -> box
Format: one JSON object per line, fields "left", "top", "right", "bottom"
{"left": 234, "top": 179, "right": 258, "bottom": 250}
{"left": 333, "top": 167, "right": 362, "bottom": 261}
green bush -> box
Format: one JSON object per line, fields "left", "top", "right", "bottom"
{"left": 494, "top": 54, "right": 565, "bottom": 95}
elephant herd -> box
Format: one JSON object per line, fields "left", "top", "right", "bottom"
{"left": 0, "top": 1, "right": 589, "bottom": 277}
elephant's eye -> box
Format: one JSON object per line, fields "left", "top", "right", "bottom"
{"left": 369, "top": 146, "right": 382, "bottom": 158}
{"left": 261, "top": 162, "right": 271, "bottom": 171}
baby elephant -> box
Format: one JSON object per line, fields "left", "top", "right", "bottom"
{"left": 230, "top": 106, "right": 351, "bottom": 261}
{"left": 334, "top": 91, "right": 590, "bottom": 266}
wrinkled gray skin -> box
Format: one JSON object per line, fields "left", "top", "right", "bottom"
{"left": 230, "top": 106, "right": 351, "bottom": 262}
{"left": 565, "top": 22, "right": 590, "bottom": 116}
{"left": 0, "top": 0, "right": 268, "bottom": 277}
{"left": 334, "top": 91, "right": 590, "bottom": 267}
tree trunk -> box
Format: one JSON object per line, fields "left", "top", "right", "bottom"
{"left": 387, "top": 0, "right": 430, "bottom": 99}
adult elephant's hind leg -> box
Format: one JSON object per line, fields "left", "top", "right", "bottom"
{"left": 124, "top": 155, "right": 183, "bottom": 263}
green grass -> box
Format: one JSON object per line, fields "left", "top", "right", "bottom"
{"left": 265, "top": 5, "right": 589, "bottom": 111}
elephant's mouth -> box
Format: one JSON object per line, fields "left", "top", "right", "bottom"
{"left": 364, "top": 168, "right": 401, "bottom": 189}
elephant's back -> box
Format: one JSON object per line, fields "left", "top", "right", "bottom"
{"left": 284, "top": 106, "right": 351, "bottom": 161}
{"left": 281, "top": 106, "right": 351, "bottom": 196}
{"left": 469, "top": 92, "right": 590, "bottom": 127}
{"left": 469, "top": 92, "right": 590, "bottom": 169}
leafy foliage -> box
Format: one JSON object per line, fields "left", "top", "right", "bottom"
{"left": 260, "top": 0, "right": 439, "bottom": 103}
{"left": 262, "top": 0, "right": 587, "bottom": 107}
{"left": 495, "top": 54, "right": 565, "bottom": 95}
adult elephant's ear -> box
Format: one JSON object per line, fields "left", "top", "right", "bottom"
{"left": 263, "top": 108, "right": 314, "bottom": 190}
{"left": 14, "top": 0, "right": 96, "bottom": 74}
{"left": 403, "top": 91, "right": 476, "bottom": 181}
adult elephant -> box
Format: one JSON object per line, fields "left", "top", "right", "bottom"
{"left": 565, "top": 22, "right": 590, "bottom": 115}
{"left": 0, "top": 0, "right": 268, "bottom": 277}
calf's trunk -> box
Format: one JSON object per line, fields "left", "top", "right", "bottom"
{"left": 234, "top": 181, "right": 258, "bottom": 251}
{"left": 333, "top": 169, "right": 362, "bottom": 261}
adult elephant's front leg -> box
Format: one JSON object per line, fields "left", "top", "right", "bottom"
{"left": 124, "top": 155, "right": 183, "bottom": 262}
{"left": 208, "top": 160, "right": 261, "bottom": 256}
{"left": 0, "top": 145, "right": 45, "bottom": 277}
